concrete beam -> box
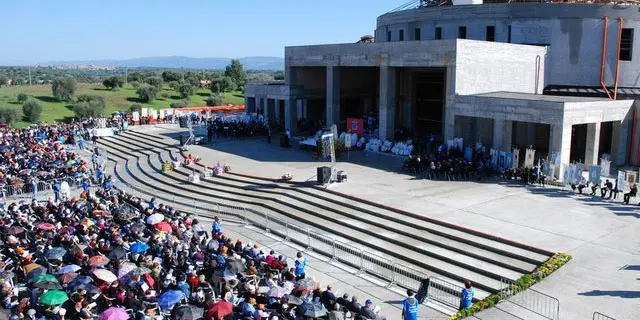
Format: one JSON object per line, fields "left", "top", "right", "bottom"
{"left": 379, "top": 66, "right": 397, "bottom": 140}
{"left": 326, "top": 66, "right": 340, "bottom": 127}
{"left": 584, "top": 122, "right": 601, "bottom": 166}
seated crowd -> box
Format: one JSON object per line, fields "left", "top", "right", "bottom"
{"left": 0, "top": 184, "right": 387, "bottom": 320}
{"left": 207, "top": 120, "right": 268, "bottom": 140}
{"left": 0, "top": 124, "right": 92, "bottom": 197}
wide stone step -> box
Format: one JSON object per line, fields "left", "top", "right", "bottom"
{"left": 99, "top": 139, "right": 499, "bottom": 298}
{"left": 117, "top": 131, "right": 551, "bottom": 266}
{"left": 108, "top": 134, "right": 534, "bottom": 276}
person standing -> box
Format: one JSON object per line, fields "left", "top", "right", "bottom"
{"left": 401, "top": 289, "right": 419, "bottom": 320}
{"left": 211, "top": 216, "right": 222, "bottom": 235}
{"left": 459, "top": 281, "right": 474, "bottom": 310}
{"left": 52, "top": 179, "right": 61, "bottom": 203}
{"left": 294, "top": 251, "right": 307, "bottom": 278}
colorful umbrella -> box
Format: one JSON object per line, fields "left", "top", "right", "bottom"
{"left": 267, "top": 286, "right": 289, "bottom": 298}
{"left": 99, "top": 307, "right": 129, "bottom": 320}
{"left": 24, "top": 263, "right": 44, "bottom": 273}
{"left": 207, "top": 301, "right": 233, "bottom": 320}
{"left": 92, "top": 269, "right": 117, "bottom": 283}
{"left": 128, "top": 267, "right": 151, "bottom": 277}
{"left": 59, "top": 272, "right": 79, "bottom": 285}
{"left": 154, "top": 221, "right": 172, "bottom": 232}
{"left": 45, "top": 247, "right": 67, "bottom": 260}
{"left": 79, "top": 218, "right": 95, "bottom": 227}
{"left": 57, "top": 264, "right": 81, "bottom": 274}
{"left": 31, "top": 274, "right": 59, "bottom": 284}
{"left": 145, "top": 213, "right": 164, "bottom": 225}
{"left": 40, "top": 290, "right": 68, "bottom": 305}
{"left": 37, "top": 223, "right": 56, "bottom": 231}
{"left": 157, "top": 290, "right": 185, "bottom": 310}
{"left": 92, "top": 210, "right": 111, "bottom": 218}
{"left": 88, "top": 255, "right": 110, "bottom": 267}
{"left": 34, "top": 281, "right": 63, "bottom": 290}
{"left": 117, "top": 263, "right": 137, "bottom": 279}
{"left": 129, "top": 242, "right": 149, "bottom": 254}
{"left": 6, "top": 226, "right": 25, "bottom": 235}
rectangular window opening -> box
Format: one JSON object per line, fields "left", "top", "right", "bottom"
{"left": 435, "top": 27, "right": 442, "bottom": 40}
{"left": 486, "top": 26, "right": 495, "bottom": 42}
{"left": 414, "top": 28, "right": 421, "bottom": 41}
{"left": 458, "top": 26, "right": 467, "bottom": 39}
{"left": 399, "top": 29, "right": 405, "bottom": 41}
{"left": 620, "top": 28, "right": 634, "bottom": 61}
{"left": 387, "top": 31, "right": 391, "bottom": 42}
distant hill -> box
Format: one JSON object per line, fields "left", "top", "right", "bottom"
{"left": 40, "top": 56, "right": 284, "bottom": 70}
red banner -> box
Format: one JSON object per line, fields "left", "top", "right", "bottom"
{"left": 346, "top": 118, "right": 363, "bottom": 136}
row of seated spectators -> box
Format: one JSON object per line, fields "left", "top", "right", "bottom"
{"left": 207, "top": 120, "right": 268, "bottom": 140}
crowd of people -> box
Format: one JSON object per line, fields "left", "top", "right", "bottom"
{"left": 206, "top": 120, "right": 268, "bottom": 141}
{"left": 0, "top": 124, "right": 95, "bottom": 198}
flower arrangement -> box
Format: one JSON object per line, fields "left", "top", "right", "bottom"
{"left": 447, "top": 252, "right": 572, "bottom": 320}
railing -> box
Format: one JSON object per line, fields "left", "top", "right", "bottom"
{"left": 0, "top": 176, "right": 82, "bottom": 199}
{"left": 113, "top": 178, "right": 465, "bottom": 310}
{"left": 500, "top": 278, "right": 560, "bottom": 320}
{"left": 593, "top": 312, "right": 617, "bottom": 320}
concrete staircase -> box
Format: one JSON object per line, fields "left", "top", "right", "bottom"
{"left": 97, "top": 130, "right": 554, "bottom": 302}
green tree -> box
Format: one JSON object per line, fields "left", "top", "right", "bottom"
{"left": 0, "top": 107, "right": 19, "bottom": 125}
{"left": 206, "top": 94, "right": 222, "bottom": 106}
{"left": 224, "top": 59, "right": 247, "bottom": 87}
{"left": 130, "top": 81, "right": 140, "bottom": 89}
{"left": 136, "top": 84, "right": 158, "bottom": 102}
{"left": 145, "top": 76, "right": 163, "bottom": 92}
{"left": 210, "top": 76, "right": 235, "bottom": 93}
{"left": 170, "top": 100, "right": 188, "bottom": 108}
{"left": 168, "top": 81, "right": 180, "bottom": 91}
{"left": 52, "top": 76, "right": 77, "bottom": 101}
{"left": 22, "top": 100, "right": 42, "bottom": 123}
{"left": 73, "top": 96, "right": 105, "bottom": 118}
{"left": 0, "top": 75, "right": 8, "bottom": 87}
{"left": 161, "top": 71, "right": 182, "bottom": 82}
{"left": 103, "top": 76, "right": 124, "bottom": 90}
{"left": 129, "top": 103, "right": 142, "bottom": 114}
{"left": 128, "top": 71, "right": 146, "bottom": 82}
{"left": 16, "top": 93, "right": 28, "bottom": 103}
{"left": 177, "top": 82, "right": 194, "bottom": 98}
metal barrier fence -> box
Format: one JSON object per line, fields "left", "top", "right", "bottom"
{"left": 593, "top": 312, "right": 617, "bottom": 320}
{"left": 112, "top": 178, "right": 465, "bottom": 310}
{"left": 1, "top": 176, "right": 81, "bottom": 199}
{"left": 500, "top": 278, "right": 560, "bottom": 320}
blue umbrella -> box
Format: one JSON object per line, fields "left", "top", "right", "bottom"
{"left": 157, "top": 290, "right": 185, "bottom": 310}
{"left": 67, "top": 276, "right": 93, "bottom": 290}
{"left": 129, "top": 242, "right": 149, "bottom": 254}
{"left": 45, "top": 247, "right": 67, "bottom": 261}
{"left": 57, "top": 265, "right": 82, "bottom": 275}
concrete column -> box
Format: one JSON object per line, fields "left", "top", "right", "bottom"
{"left": 326, "top": 66, "right": 340, "bottom": 127}
{"left": 443, "top": 66, "right": 456, "bottom": 140}
{"left": 274, "top": 100, "right": 281, "bottom": 125}
{"left": 549, "top": 123, "right": 572, "bottom": 180}
{"left": 492, "top": 119, "right": 513, "bottom": 151}
{"left": 585, "top": 122, "right": 601, "bottom": 166}
{"left": 610, "top": 121, "right": 620, "bottom": 165}
{"left": 378, "top": 66, "right": 397, "bottom": 140}
{"left": 617, "top": 116, "right": 631, "bottom": 166}
{"left": 245, "top": 97, "right": 253, "bottom": 113}
{"left": 285, "top": 98, "right": 298, "bottom": 133}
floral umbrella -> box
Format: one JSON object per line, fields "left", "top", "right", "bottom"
{"left": 88, "top": 255, "right": 110, "bottom": 267}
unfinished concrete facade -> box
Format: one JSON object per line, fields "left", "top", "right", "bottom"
{"left": 246, "top": 3, "right": 640, "bottom": 177}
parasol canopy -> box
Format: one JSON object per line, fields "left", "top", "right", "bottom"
{"left": 173, "top": 305, "right": 203, "bottom": 320}
{"left": 129, "top": 242, "right": 149, "bottom": 254}
{"left": 157, "top": 290, "right": 185, "bottom": 310}
{"left": 145, "top": 213, "right": 164, "bottom": 225}
{"left": 57, "top": 264, "right": 82, "bottom": 274}
{"left": 45, "top": 247, "right": 67, "bottom": 260}
{"left": 92, "top": 269, "right": 117, "bottom": 283}
{"left": 39, "top": 290, "right": 68, "bottom": 305}
{"left": 98, "top": 307, "right": 129, "bottom": 320}
{"left": 154, "top": 221, "right": 172, "bottom": 232}
{"left": 88, "top": 255, "right": 110, "bottom": 267}
{"left": 37, "top": 223, "right": 56, "bottom": 231}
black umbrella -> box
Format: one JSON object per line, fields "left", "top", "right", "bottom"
{"left": 174, "top": 305, "right": 203, "bottom": 320}
{"left": 66, "top": 276, "right": 93, "bottom": 290}
{"left": 299, "top": 302, "right": 327, "bottom": 318}
{"left": 68, "top": 283, "right": 100, "bottom": 295}
{"left": 107, "top": 247, "right": 127, "bottom": 260}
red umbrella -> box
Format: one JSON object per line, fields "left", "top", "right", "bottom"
{"left": 88, "top": 255, "right": 110, "bottom": 267}
{"left": 37, "top": 223, "right": 56, "bottom": 231}
{"left": 59, "top": 272, "right": 79, "bottom": 284}
{"left": 154, "top": 221, "right": 172, "bottom": 233}
{"left": 207, "top": 301, "right": 233, "bottom": 320}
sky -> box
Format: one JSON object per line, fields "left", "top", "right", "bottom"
{"left": 0, "top": 0, "right": 402, "bottom": 65}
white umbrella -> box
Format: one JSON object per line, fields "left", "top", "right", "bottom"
{"left": 146, "top": 213, "right": 165, "bottom": 225}
{"left": 92, "top": 269, "right": 117, "bottom": 283}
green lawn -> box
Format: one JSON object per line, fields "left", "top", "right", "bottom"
{"left": 0, "top": 83, "right": 245, "bottom": 127}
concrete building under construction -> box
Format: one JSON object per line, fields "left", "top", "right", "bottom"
{"left": 245, "top": 1, "right": 640, "bottom": 173}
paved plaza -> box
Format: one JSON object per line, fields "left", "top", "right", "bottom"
{"left": 130, "top": 124, "right": 639, "bottom": 319}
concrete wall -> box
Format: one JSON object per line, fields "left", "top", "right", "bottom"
{"left": 377, "top": 4, "right": 640, "bottom": 87}
{"left": 455, "top": 41, "right": 546, "bottom": 95}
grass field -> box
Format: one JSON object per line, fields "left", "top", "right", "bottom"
{"left": 0, "top": 83, "right": 245, "bottom": 127}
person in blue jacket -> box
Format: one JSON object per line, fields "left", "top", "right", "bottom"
{"left": 294, "top": 251, "right": 307, "bottom": 278}
{"left": 402, "top": 289, "right": 419, "bottom": 320}
{"left": 211, "top": 216, "right": 222, "bottom": 235}
{"left": 460, "top": 281, "right": 474, "bottom": 310}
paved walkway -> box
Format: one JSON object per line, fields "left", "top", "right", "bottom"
{"left": 135, "top": 124, "right": 640, "bottom": 320}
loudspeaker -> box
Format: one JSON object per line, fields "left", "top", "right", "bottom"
{"left": 317, "top": 166, "right": 331, "bottom": 184}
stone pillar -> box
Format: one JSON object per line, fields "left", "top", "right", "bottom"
{"left": 492, "top": 119, "right": 512, "bottom": 151}
{"left": 610, "top": 121, "right": 620, "bottom": 165}
{"left": 443, "top": 66, "right": 456, "bottom": 140}
{"left": 585, "top": 122, "right": 601, "bottom": 166}
{"left": 326, "top": 66, "right": 340, "bottom": 127}
{"left": 549, "top": 123, "right": 572, "bottom": 180}
{"left": 285, "top": 98, "right": 298, "bottom": 133}
{"left": 274, "top": 100, "right": 281, "bottom": 125}
{"left": 379, "top": 66, "right": 396, "bottom": 140}
{"left": 617, "top": 115, "right": 631, "bottom": 166}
